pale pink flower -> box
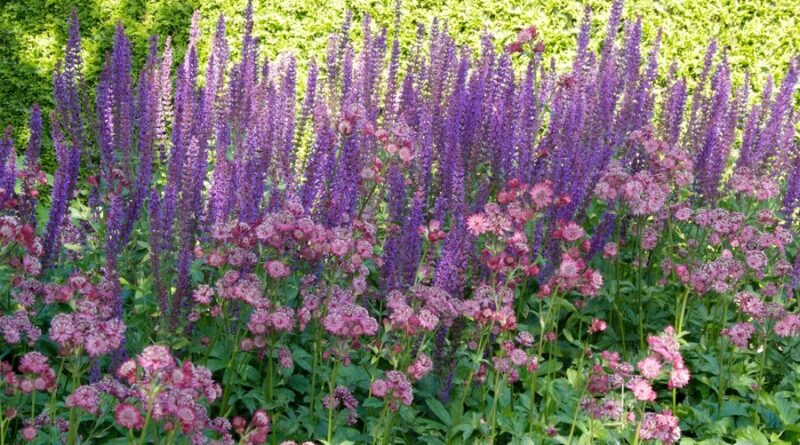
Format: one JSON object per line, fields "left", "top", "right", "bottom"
{"left": 637, "top": 356, "right": 662, "bottom": 379}
{"left": 628, "top": 377, "right": 656, "bottom": 401}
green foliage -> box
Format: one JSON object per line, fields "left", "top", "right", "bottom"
{"left": 1, "top": 0, "right": 799, "bottom": 174}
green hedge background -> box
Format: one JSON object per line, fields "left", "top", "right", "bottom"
{"left": 1, "top": 0, "right": 798, "bottom": 170}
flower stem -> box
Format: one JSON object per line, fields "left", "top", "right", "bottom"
{"left": 326, "top": 360, "right": 340, "bottom": 444}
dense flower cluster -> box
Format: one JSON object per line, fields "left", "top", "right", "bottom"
{"left": 385, "top": 285, "right": 461, "bottom": 333}
{"left": 639, "top": 409, "right": 681, "bottom": 444}
{"left": 2, "top": 352, "right": 57, "bottom": 395}
{"left": 48, "top": 275, "right": 126, "bottom": 357}
{"left": 371, "top": 371, "right": 413, "bottom": 411}
{"left": 68, "top": 346, "right": 231, "bottom": 444}
{"left": 579, "top": 327, "right": 689, "bottom": 443}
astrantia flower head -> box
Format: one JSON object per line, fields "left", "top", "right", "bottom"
{"left": 372, "top": 370, "right": 413, "bottom": 410}
{"left": 66, "top": 385, "right": 101, "bottom": 415}
{"left": 44, "top": 276, "right": 126, "bottom": 356}
{"left": 774, "top": 314, "right": 800, "bottom": 337}
{"left": 647, "top": 326, "right": 681, "bottom": 365}
{"left": 138, "top": 345, "right": 174, "bottom": 373}
{"left": 627, "top": 376, "right": 656, "bottom": 401}
{"left": 639, "top": 409, "right": 681, "bottom": 444}
{"left": 466, "top": 213, "right": 491, "bottom": 236}
{"left": 323, "top": 288, "right": 378, "bottom": 340}
{"left": 668, "top": 365, "right": 691, "bottom": 389}
{"left": 322, "top": 386, "right": 359, "bottom": 424}
{"left": 115, "top": 402, "right": 144, "bottom": 430}
{"left": 588, "top": 318, "right": 607, "bottom": 334}
{"left": 721, "top": 322, "right": 756, "bottom": 348}
{"left": 637, "top": 356, "right": 662, "bottom": 379}
{"left": 265, "top": 260, "right": 290, "bottom": 279}
{"left": 556, "top": 220, "right": 585, "bottom": 242}
{"left": 0, "top": 311, "right": 41, "bottom": 345}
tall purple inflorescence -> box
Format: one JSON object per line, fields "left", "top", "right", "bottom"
{"left": 42, "top": 10, "right": 84, "bottom": 268}
{"left": 0, "top": 128, "right": 15, "bottom": 209}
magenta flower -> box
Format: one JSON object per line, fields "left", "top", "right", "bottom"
{"left": 774, "top": 314, "right": 800, "bottom": 337}
{"left": 278, "top": 347, "right": 293, "bottom": 369}
{"left": 721, "top": 322, "right": 756, "bottom": 348}
{"left": 115, "top": 402, "right": 144, "bottom": 430}
{"left": 265, "top": 260, "right": 290, "bottom": 279}
{"left": 137, "top": 345, "right": 174, "bottom": 373}
{"left": 66, "top": 385, "right": 101, "bottom": 415}
{"left": 372, "top": 371, "right": 413, "bottom": 410}
{"left": 407, "top": 354, "right": 433, "bottom": 381}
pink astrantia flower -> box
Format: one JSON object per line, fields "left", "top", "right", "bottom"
{"left": 721, "top": 322, "right": 756, "bottom": 348}
{"left": 407, "top": 354, "right": 433, "bottom": 381}
{"left": 668, "top": 365, "right": 691, "bottom": 389}
{"left": 602, "top": 242, "right": 618, "bottom": 258}
{"left": 323, "top": 386, "right": 359, "bottom": 425}
{"left": 372, "top": 371, "right": 413, "bottom": 410}
{"left": 192, "top": 285, "right": 214, "bottom": 305}
{"left": 66, "top": 385, "right": 100, "bottom": 415}
{"left": 265, "top": 260, "right": 290, "bottom": 279}
{"left": 137, "top": 345, "right": 174, "bottom": 373}
{"left": 115, "top": 403, "right": 144, "bottom": 430}
{"left": 278, "top": 347, "right": 293, "bottom": 369}
{"left": 559, "top": 221, "right": 585, "bottom": 242}
{"left": 466, "top": 213, "right": 491, "bottom": 236}
{"left": 628, "top": 377, "right": 656, "bottom": 401}
{"left": 588, "top": 318, "right": 607, "bottom": 334}
{"left": 637, "top": 356, "right": 662, "bottom": 380}
{"left": 639, "top": 409, "right": 681, "bottom": 444}
{"left": 774, "top": 314, "right": 800, "bottom": 337}
{"left": 647, "top": 326, "right": 681, "bottom": 365}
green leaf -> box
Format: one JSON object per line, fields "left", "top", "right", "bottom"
{"left": 426, "top": 398, "right": 452, "bottom": 426}
{"left": 734, "top": 426, "right": 769, "bottom": 445}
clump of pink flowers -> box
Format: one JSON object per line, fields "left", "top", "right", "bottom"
{"left": 47, "top": 274, "right": 126, "bottom": 357}
{"left": 69, "top": 345, "right": 231, "bottom": 444}
{"left": 639, "top": 409, "right": 681, "bottom": 444}
{"left": 3, "top": 352, "right": 56, "bottom": 395}
{"left": 371, "top": 370, "right": 413, "bottom": 411}
{"left": 232, "top": 410, "right": 271, "bottom": 445}
{"left": 385, "top": 285, "right": 461, "bottom": 334}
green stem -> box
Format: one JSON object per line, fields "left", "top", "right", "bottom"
{"left": 326, "top": 360, "right": 340, "bottom": 444}
{"left": 1, "top": 394, "right": 6, "bottom": 445}
{"left": 138, "top": 392, "right": 157, "bottom": 445}
{"left": 675, "top": 287, "right": 690, "bottom": 334}
{"left": 219, "top": 324, "right": 245, "bottom": 416}
{"left": 632, "top": 418, "right": 642, "bottom": 445}
{"left": 49, "top": 356, "right": 67, "bottom": 417}
{"left": 636, "top": 221, "right": 645, "bottom": 350}
{"left": 757, "top": 337, "right": 768, "bottom": 384}
{"left": 66, "top": 355, "right": 83, "bottom": 445}
{"left": 267, "top": 337, "right": 275, "bottom": 404}
{"left": 528, "top": 293, "right": 558, "bottom": 433}
{"left": 488, "top": 372, "right": 503, "bottom": 442}
{"left": 716, "top": 297, "right": 730, "bottom": 413}
{"left": 309, "top": 324, "right": 322, "bottom": 430}
{"left": 381, "top": 407, "right": 397, "bottom": 445}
